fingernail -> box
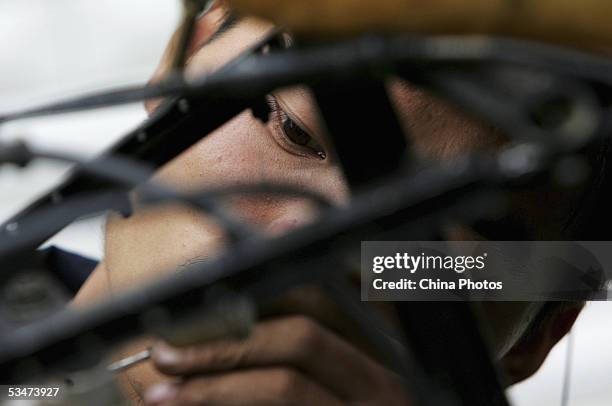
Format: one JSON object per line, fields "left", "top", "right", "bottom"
{"left": 145, "top": 383, "right": 178, "bottom": 404}
{"left": 152, "top": 343, "right": 183, "bottom": 365}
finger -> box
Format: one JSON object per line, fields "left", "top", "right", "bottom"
{"left": 143, "top": 367, "right": 344, "bottom": 406}
{"left": 151, "top": 316, "right": 390, "bottom": 400}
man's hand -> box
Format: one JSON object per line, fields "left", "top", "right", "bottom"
{"left": 143, "top": 315, "right": 410, "bottom": 405}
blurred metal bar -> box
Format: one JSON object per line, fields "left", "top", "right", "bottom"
{"left": 0, "top": 152, "right": 509, "bottom": 383}
{"left": 396, "top": 302, "right": 511, "bottom": 406}
{"left": 1, "top": 29, "right": 284, "bottom": 243}
{"left": 313, "top": 79, "right": 409, "bottom": 186}
{"left": 315, "top": 73, "right": 509, "bottom": 406}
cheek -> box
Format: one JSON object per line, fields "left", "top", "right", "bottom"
{"left": 104, "top": 206, "right": 227, "bottom": 286}
{"left": 151, "top": 111, "right": 348, "bottom": 227}
{"left": 389, "top": 80, "right": 508, "bottom": 160}
{"left": 106, "top": 112, "right": 348, "bottom": 288}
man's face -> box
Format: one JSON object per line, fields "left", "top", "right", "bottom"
{"left": 100, "top": 12, "right": 568, "bottom": 356}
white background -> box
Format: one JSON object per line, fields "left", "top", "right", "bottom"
{"left": 0, "top": 2, "right": 610, "bottom": 405}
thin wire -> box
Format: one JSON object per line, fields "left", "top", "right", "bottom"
{"left": 37, "top": 149, "right": 256, "bottom": 242}
{"left": 0, "top": 27, "right": 280, "bottom": 125}
{"left": 140, "top": 183, "right": 333, "bottom": 209}
{"left": 3, "top": 35, "right": 612, "bottom": 125}
{"left": 0, "top": 190, "right": 129, "bottom": 260}
{"left": 560, "top": 331, "right": 574, "bottom": 406}
{"left": 0, "top": 143, "right": 255, "bottom": 242}
{"left": 0, "top": 143, "right": 335, "bottom": 263}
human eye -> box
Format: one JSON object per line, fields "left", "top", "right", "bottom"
{"left": 266, "top": 94, "right": 327, "bottom": 160}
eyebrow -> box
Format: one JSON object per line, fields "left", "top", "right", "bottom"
{"left": 194, "top": 13, "right": 241, "bottom": 53}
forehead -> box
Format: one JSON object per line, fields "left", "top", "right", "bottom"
{"left": 185, "top": 16, "right": 507, "bottom": 160}
{"left": 185, "top": 16, "right": 273, "bottom": 78}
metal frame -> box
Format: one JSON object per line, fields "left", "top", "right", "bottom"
{"left": 1, "top": 19, "right": 611, "bottom": 406}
